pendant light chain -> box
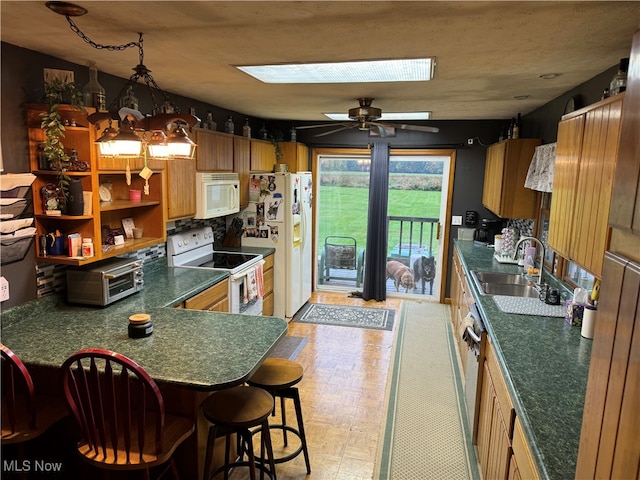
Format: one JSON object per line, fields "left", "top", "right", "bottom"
{"left": 64, "top": 15, "right": 139, "bottom": 51}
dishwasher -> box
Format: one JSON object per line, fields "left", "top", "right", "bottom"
{"left": 463, "top": 303, "right": 486, "bottom": 444}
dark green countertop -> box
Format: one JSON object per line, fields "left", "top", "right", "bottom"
{"left": 1, "top": 257, "right": 287, "bottom": 391}
{"left": 455, "top": 240, "right": 591, "bottom": 480}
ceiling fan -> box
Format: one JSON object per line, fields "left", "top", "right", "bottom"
{"left": 295, "top": 98, "right": 440, "bottom": 137}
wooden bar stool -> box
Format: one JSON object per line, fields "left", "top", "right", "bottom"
{"left": 247, "top": 358, "right": 311, "bottom": 474}
{"left": 201, "top": 385, "right": 276, "bottom": 480}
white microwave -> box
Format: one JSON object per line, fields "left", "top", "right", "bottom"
{"left": 195, "top": 172, "right": 240, "bottom": 219}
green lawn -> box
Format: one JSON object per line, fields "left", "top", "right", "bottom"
{"left": 318, "top": 185, "right": 442, "bottom": 256}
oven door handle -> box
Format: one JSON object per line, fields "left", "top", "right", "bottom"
{"left": 229, "top": 260, "right": 265, "bottom": 281}
{"left": 465, "top": 326, "right": 482, "bottom": 344}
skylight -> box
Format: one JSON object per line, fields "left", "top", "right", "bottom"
{"left": 324, "top": 111, "right": 432, "bottom": 121}
{"left": 237, "top": 58, "right": 434, "bottom": 83}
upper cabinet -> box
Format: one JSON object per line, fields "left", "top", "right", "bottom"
{"left": 233, "top": 136, "right": 251, "bottom": 208}
{"left": 194, "top": 129, "right": 234, "bottom": 171}
{"left": 482, "top": 138, "right": 541, "bottom": 219}
{"left": 548, "top": 94, "right": 624, "bottom": 277}
{"left": 250, "top": 138, "right": 277, "bottom": 172}
{"left": 28, "top": 104, "right": 166, "bottom": 266}
{"left": 279, "top": 142, "right": 309, "bottom": 173}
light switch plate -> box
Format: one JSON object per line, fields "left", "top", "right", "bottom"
{"left": 452, "top": 215, "right": 463, "bottom": 226}
{"left": 0, "top": 276, "right": 9, "bottom": 302}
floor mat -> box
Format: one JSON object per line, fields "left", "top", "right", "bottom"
{"left": 267, "top": 335, "right": 308, "bottom": 360}
{"left": 293, "top": 303, "right": 395, "bottom": 331}
{"left": 376, "top": 301, "right": 479, "bottom": 479}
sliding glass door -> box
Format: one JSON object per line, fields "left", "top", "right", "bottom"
{"left": 313, "top": 148, "right": 454, "bottom": 302}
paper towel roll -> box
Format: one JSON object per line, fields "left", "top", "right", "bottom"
{"left": 581, "top": 306, "right": 597, "bottom": 339}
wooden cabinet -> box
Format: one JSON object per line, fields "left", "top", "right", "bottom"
{"left": 234, "top": 136, "right": 251, "bottom": 207}
{"left": 280, "top": 142, "right": 309, "bottom": 173}
{"left": 27, "top": 104, "right": 166, "bottom": 266}
{"left": 476, "top": 337, "right": 541, "bottom": 480}
{"left": 250, "top": 138, "right": 276, "bottom": 172}
{"left": 450, "top": 247, "right": 473, "bottom": 374}
{"left": 194, "top": 129, "right": 234, "bottom": 171}
{"left": 482, "top": 138, "right": 541, "bottom": 219}
{"left": 262, "top": 253, "right": 275, "bottom": 316}
{"left": 162, "top": 157, "right": 196, "bottom": 219}
{"left": 548, "top": 94, "right": 624, "bottom": 277}
{"left": 183, "top": 279, "right": 229, "bottom": 312}
{"left": 476, "top": 338, "right": 517, "bottom": 480}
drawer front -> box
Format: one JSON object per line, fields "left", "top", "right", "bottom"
{"left": 184, "top": 280, "right": 228, "bottom": 310}
{"left": 263, "top": 253, "right": 274, "bottom": 271}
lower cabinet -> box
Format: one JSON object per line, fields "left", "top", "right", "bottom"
{"left": 476, "top": 338, "right": 539, "bottom": 480}
{"left": 183, "top": 279, "right": 229, "bottom": 312}
{"left": 262, "top": 253, "right": 274, "bottom": 316}
{"left": 451, "top": 247, "right": 473, "bottom": 374}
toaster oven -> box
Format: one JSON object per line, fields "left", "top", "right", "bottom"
{"left": 66, "top": 257, "right": 144, "bottom": 306}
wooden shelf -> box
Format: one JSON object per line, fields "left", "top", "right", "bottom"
{"left": 28, "top": 104, "right": 167, "bottom": 266}
{"left": 100, "top": 200, "right": 161, "bottom": 211}
{"left": 32, "top": 170, "right": 92, "bottom": 176}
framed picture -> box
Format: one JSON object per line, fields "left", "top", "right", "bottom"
{"left": 121, "top": 217, "right": 136, "bottom": 239}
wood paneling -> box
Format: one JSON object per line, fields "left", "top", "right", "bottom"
{"left": 195, "top": 129, "right": 234, "bottom": 171}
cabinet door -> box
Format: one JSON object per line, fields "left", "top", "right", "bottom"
{"left": 262, "top": 254, "right": 275, "bottom": 316}
{"left": 250, "top": 139, "right": 276, "bottom": 171}
{"left": 570, "top": 98, "right": 623, "bottom": 276}
{"left": 548, "top": 115, "right": 585, "bottom": 259}
{"left": 183, "top": 280, "right": 229, "bottom": 311}
{"left": 482, "top": 142, "right": 506, "bottom": 215}
{"left": 482, "top": 139, "right": 540, "bottom": 218}
{"left": 165, "top": 157, "right": 196, "bottom": 219}
{"left": 234, "top": 136, "right": 251, "bottom": 207}
{"left": 280, "top": 142, "right": 309, "bottom": 173}
{"left": 609, "top": 30, "right": 640, "bottom": 236}
{"left": 195, "top": 129, "right": 234, "bottom": 171}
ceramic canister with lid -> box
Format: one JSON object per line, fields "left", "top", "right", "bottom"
{"left": 128, "top": 313, "right": 153, "bottom": 338}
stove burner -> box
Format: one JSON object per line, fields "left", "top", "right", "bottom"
{"left": 201, "top": 253, "right": 261, "bottom": 270}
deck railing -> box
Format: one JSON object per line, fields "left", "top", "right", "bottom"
{"left": 387, "top": 215, "right": 439, "bottom": 262}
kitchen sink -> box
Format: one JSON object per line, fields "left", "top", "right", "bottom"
{"left": 475, "top": 282, "right": 540, "bottom": 298}
{"left": 471, "top": 270, "right": 540, "bottom": 298}
{"left": 472, "top": 271, "right": 531, "bottom": 286}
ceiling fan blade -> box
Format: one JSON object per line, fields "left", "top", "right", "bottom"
{"left": 314, "top": 125, "right": 355, "bottom": 137}
{"left": 372, "top": 121, "right": 439, "bottom": 133}
{"left": 397, "top": 123, "right": 440, "bottom": 133}
{"left": 295, "top": 122, "right": 351, "bottom": 130}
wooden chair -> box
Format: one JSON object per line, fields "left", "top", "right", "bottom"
{"left": 60, "top": 348, "right": 194, "bottom": 479}
{"left": 1, "top": 343, "right": 68, "bottom": 444}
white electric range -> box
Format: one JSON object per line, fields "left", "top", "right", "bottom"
{"left": 167, "top": 227, "right": 264, "bottom": 315}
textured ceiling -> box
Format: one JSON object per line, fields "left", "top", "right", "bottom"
{"left": 1, "top": 1, "right": 639, "bottom": 122}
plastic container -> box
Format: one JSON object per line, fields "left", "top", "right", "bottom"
{"left": 81, "top": 238, "right": 94, "bottom": 257}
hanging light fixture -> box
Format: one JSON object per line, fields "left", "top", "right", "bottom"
{"left": 45, "top": 1, "right": 198, "bottom": 159}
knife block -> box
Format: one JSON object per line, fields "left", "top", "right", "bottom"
{"left": 222, "top": 228, "right": 242, "bottom": 248}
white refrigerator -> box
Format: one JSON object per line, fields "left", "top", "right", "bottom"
{"left": 241, "top": 172, "right": 312, "bottom": 320}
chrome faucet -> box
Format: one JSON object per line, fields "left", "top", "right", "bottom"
{"left": 512, "top": 236, "right": 545, "bottom": 286}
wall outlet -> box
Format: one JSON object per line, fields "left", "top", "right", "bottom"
{"left": 451, "top": 215, "right": 463, "bottom": 226}
{"left": 467, "top": 138, "right": 474, "bottom": 145}
{"left": 0, "top": 276, "right": 9, "bottom": 302}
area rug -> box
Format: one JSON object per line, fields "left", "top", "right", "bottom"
{"left": 375, "top": 301, "right": 479, "bottom": 479}
{"left": 267, "top": 335, "right": 308, "bottom": 360}
{"left": 294, "top": 303, "right": 395, "bottom": 331}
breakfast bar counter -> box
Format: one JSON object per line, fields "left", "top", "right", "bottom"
{"left": 0, "top": 257, "right": 288, "bottom": 477}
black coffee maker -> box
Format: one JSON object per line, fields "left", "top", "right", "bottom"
{"left": 473, "top": 218, "right": 504, "bottom": 244}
